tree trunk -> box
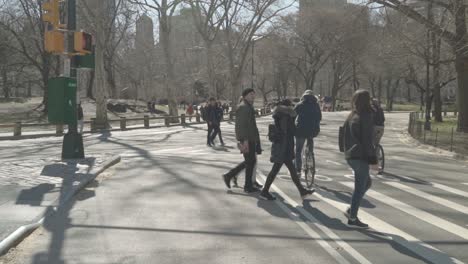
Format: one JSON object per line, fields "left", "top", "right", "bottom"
{"left": 433, "top": 39, "right": 443, "bottom": 122}
{"left": 1, "top": 68, "right": 9, "bottom": 99}
{"left": 407, "top": 82, "right": 412, "bottom": 103}
{"left": 160, "top": 3, "right": 179, "bottom": 122}
{"left": 455, "top": 54, "right": 468, "bottom": 132}
{"left": 385, "top": 79, "right": 392, "bottom": 111}
{"left": 387, "top": 79, "right": 400, "bottom": 112}
{"left": 95, "top": 1, "right": 109, "bottom": 129}
{"left": 41, "top": 66, "right": 50, "bottom": 114}
{"left": 87, "top": 70, "right": 95, "bottom": 99}
{"left": 377, "top": 75, "right": 382, "bottom": 103}
{"left": 104, "top": 53, "right": 117, "bottom": 98}
{"left": 369, "top": 77, "right": 376, "bottom": 98}
{"left": 206, "top": 42, "right": 216, "bottom": 98}
{"left": 27, "top": 82, "right": 32, "bottom": 97}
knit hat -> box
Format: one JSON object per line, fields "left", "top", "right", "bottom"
{"left": 242, "top": 88, "right": 255, "bottom": 97}
{"left": 302, "top": 90, "right": 314, "bottom": 97}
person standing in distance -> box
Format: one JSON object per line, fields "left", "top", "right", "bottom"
{"left": 222, "top": 88, "right": 263, "bottom": 193}
{"left": 343, "top": 90, "right": 379, "bottom": 229}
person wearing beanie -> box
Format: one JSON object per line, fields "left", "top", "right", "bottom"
{"left": 222, "top": 88, "right": 263, "bottom": 193}
{"left": 294, "top": 90, "right": 322, "bottom": 175}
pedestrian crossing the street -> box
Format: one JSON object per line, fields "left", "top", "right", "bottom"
{"left": 255, "top": 166, "right": 468, "bottom": 263}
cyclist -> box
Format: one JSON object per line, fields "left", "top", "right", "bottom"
{"left": 294, "top": 90, "right": 322, "bottom": 176}
{"left": 371, "top": 98, "right": 385, "bottom": 174}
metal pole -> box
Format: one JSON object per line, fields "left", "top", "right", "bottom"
{"left": 434, "top": 128, "right": 438, "bottom": 146}
{"left": 62, "top": 0, "right": 84, "bottom": 159}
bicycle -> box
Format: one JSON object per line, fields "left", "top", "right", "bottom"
{"left": 376, "top": 143, "right": 385, "bottom": 175}
{"left": 303, "top": 139, "right": 316, "bottom": 188}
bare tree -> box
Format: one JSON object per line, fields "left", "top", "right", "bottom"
{"left": 0, "top": 0, "right": 59, "bottom": 112}
{"left": 185, "top": 0, "right": 227, "bottom": 98}
{"left": 370, "top": 0, "right": 468, "bottom": 131}
{"left": 129, "top": 0, "right": 182, "bottom": 121}
{"left": 218, "top": 0, "right": 292, "bottom": 109}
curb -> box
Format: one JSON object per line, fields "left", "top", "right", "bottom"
{"left": 0, "top": 155, "right": 122, "bottom": 256}
{"left": 397, "top": 129, "right": 468, "bottom": 162}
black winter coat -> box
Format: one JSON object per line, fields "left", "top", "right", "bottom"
{"left": 343, "top": 111, "right": 377, "bottom": 164}
{"left": 206, "top": 105, "right": 219, "bottom": 124}
{"left": 294, "top": 98, "right": 322, "bottom": 138}
{"left": 270, "top": 105, "right": 297, "bottom": 164}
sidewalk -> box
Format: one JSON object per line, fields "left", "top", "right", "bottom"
{"left": 0, "top": 153, "right": 120, "bottom": 255}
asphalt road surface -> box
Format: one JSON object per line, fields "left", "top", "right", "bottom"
{"left": 1, "top": 112, "right": 468, "bottom": 264}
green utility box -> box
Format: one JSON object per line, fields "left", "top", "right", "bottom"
{"left": 47, "top": 77, "right": 77, "bottom": 125}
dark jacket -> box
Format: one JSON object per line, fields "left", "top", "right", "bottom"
{"left": 206, "top": 104, "right": 219, "bottom": 124}
{"left": 373, "top": 105, "right": 385, "bottom": 126}
{"left": 344, "top": 111, "right": 377, "bottom": 164}
{"left": 270, "top": 105, "right": 297, "bottom": 164}
{"left": 235, "top": 100, "right": 260, "bottom": 143}
{"left": 294, "top": 97, "right": 322, "bottom": 138}
{"left": 216, "top": 105, "right": 224, "bottom": 123}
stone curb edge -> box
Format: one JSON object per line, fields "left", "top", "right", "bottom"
{"left": 397, "top": 129, "right": 468, "bottom": 162}
{"left": 0, "top": 155, "right": 122, "bottom": 256}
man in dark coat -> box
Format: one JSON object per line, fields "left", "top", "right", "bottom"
{"left": 294, "top": 90, "right": 322, "bottom": 174}
{"left": 205, "top": 98, "right": 218, "bottom": 146}
{"left": 210, "top": 101, "right": 225, "bottom": 145}
{"left": 260, "top": 99, "right": 314, "bottom": 201}
{"left": 222, "top": 88, "right": 263, "bottom": 193}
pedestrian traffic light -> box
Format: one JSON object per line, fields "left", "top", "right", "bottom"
{"left": 42, "top": 0, "right": 62, "bottom": 28}
{"left": 74, "top": 31, "right": 93, "bottom": 55}
{"left": 44, "top": 30, "right": 65, "bottom": 54}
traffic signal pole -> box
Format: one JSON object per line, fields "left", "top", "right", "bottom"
{"left": 62, "top": 0, "right": 84, "bottom": 159}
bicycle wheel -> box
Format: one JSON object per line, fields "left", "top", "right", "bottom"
{"left": 377, "top": 144, "right": 385, "bottom": 174}
{"left": 303, "top": 147, "right": 315, "bottom": 188}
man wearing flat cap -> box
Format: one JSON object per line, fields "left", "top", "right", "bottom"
{"left": 222, "top": 88, "right": 263, "bottom": 193}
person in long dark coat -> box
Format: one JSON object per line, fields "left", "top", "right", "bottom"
{"left": 260, "top": 99, "right": 315, "bottom": 201}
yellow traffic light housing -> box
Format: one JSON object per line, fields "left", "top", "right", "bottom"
{"left": 42, "top": 0, "right": 65, "bottom": 29}
{"left": 74, "top": 31, "right": 93, "bottom": 55}
{"left": 45, "top": 30, "right": 65, "bottom": 54}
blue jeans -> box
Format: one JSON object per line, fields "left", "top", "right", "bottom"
{"left": 347, "top": 159, "right": 372, "bottom": 219}
{"left": 295, "top": 137, "right": 314, "bottom": 171}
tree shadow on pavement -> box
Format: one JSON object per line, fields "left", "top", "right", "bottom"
{"left": 30, "top": 159, "right": 96, "bottom": 264}
{"left": 16, "top": 184, "right": 56, "bottom": 206}
{"left": 318, "top": 186, "right": 376, "bottom": 209}
{"left": 358, "top": 229, "right": 461, "bottom": 264}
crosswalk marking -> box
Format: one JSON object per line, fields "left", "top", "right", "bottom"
{"left": 313, "top": 190, "right": 465, "bottom": 264}
{"left": 384, "top": 182, "right": 468, "bottom": 215}
{"left": 432, "top": 183, "right": 468, "bottom": 198}
{"left": 340, "top": 182, "right": 468, "bottom": 240}
{"left": 257, "top": 171, "right": 372, "bottom": 264}
{"left": 326, "top": 160, "right": 342, "bottom": 166}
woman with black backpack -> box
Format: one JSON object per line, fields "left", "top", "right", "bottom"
{"left": 260, "top": 99, "right": 315, "bottom": 201}
{"left": 342, "top": 90, "right": 379, "bottom": 229}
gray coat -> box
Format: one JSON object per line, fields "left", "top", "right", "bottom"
{"left": 270, "top": 105, "right": 297, "bottom": 164}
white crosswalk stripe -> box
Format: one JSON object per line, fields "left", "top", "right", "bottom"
{"left": 431, "top": 183, "right": 468, "bottom": 198}
{"left": 257, "top": 171, "right": 372, "bottom": 264}
{"left": 339, "top": 181, "right": 468, "bottom": 240}
{"left": 384, "top": 182, "right": 468, "bottom": 215}
{"left": 313, "top": 190, "right": 465, "bottom": 264}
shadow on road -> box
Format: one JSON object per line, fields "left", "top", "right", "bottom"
{"left": 30, "top": 159, "right": 96, "bottom": 264}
